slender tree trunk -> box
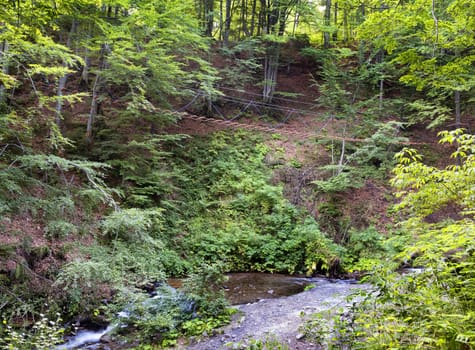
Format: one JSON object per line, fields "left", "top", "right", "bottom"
{"left": 223, "top": 0, "right": 232, "bottom": 46}
{"left": 82, "top": 50, "right": 90, "bottom": 84}
{"left": 378, "top": 50, "right": 384, "bottom": 113}
{"left": 259, "top": 0, "right": 267, "bottom": 35}
{"left": 219, "top": 0, "right": 224, "bottom": 40}
{"left": 81, "top": 24, "right": 92, "bottom": 84}
{"left": 86, "top": 43, "right": 110, "bottom": 146}
{"left": 431, "top": 0, "right": 439, "bottom": 48}
{"left": 333, "top": 2, "right": 338, "bottom": 41}
{"left": 360, "top": 3, "right": 365, "bottom": 21}
{"left": 337, "top": 139, "right": 345, "bottom": 175}
{"left": 241, "top": 0, "right": 248, "bottom": 38}
{"left": 86, "top": 74, "right": 100, "bottom": 146}
{"left": 55, "top": 19, "right": 77, "bottom": 127}
{"left": 324, "top": 0, "right": 331, "bottom": 48}
{"left": 250, "top": 0, "right": 257, "bottom": 36}
{"left": 292, "top": 12, "right": 299, "bottom": 35}
{"left": 0, "top": 40, "right": 9, "bottom": 106}
{"left": 337, "top": 123, "right": 347, "bottom": 175}
{"left": 205, "top": 0, "right": 214, "bottom": 36}
{"left": 263, "top": 42, "right": 280, "bottom": 103}
{"left": 278, "top": 9, "right": 287, "bottom": 36}
{"left": 343, "top": 8, "right": 348, "bottom": 42}
{"left": 454, "top": 90, "right": 461, "bottom": 129}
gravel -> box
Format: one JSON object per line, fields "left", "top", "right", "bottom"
{"left": 181, "top": 279, "right": 368, "bottom": 350}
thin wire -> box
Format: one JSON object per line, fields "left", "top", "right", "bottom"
{"left": 190, "top": 88, "right": 324, "bottom": 118}
{"left": 217, "top": 94, "right": 323, "bottom": 118}
{"left": 176, "top": 91, "right": 202, "bottom": 112}
{"left": 173, "top": 91, "right": 423, "bottom": 145}
{"left": 218, "top": 86, "right": 319, "bottom": 107}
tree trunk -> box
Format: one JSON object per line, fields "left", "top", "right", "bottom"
{"left": 55, "top": 19, "right": 77, "bottom": 127}
{"left": 223, "top": 0, "right": 232, "bottom": 46}
{"left": 324, "top": 0, "right": 331, "bottom": 48}
{"left": 250, "top": 0, "right": 257, "bottom": 36}
{"left": 219, "top": 0, "right": 224, "bottom": 40}
{"left": 86, "top": 74, "right": 100, "bottom": 146}
{"left": 0, "top": 40, "right": 9, "bottom": 106}
{"left": 292, "top": 11, "right": 300, "bottom": 36}
{"left": 205, "top": 0, "right": 214, "bottom": 36}
{"left": 259, "top": 0, "right": 267, "bottom": 35}
{"left": 86, "top": 43, "right": 109, "bottom": 146}
{"left": 337, "top": 123, "right": 347, "bottom": 175}
{"left": 263, "top": 42, "right": 280, "bottom": 103}
{"left": 343, "top": 8, "right": 348, "bottom": 42}
{"left": 378, "top": 50, "right": 384, "bottom": 113}
{"left": 454, "top": 90, "right": 461, "bottom": 129}
{"left": 337, "top": 139, "right": 345, "bottom": 175}
{"left": 240, "top": 0, "right": 248, "bottom": 38}
{"left": 333, "top": 2, "right": 338, "bottom": 41}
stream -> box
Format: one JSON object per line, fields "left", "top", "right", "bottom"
{"left": 58, "top": 273, "right": 367, "bottom": 349}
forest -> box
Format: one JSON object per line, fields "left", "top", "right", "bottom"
{"left": 0, "top": 0, "right": 474, "bottom": 348}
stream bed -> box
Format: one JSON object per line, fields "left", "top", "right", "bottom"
{"left": 58, "top": 273, "right": 366, "bottom": 349}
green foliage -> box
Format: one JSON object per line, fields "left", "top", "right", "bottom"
{"left": 406, "top": 98, "right": 452, "bottom": 129}
{"left": 117, "top": 283, "right": 234, "bottom": 347}
{"left": 183, "top": 263, "right": 229, "bottom": 318}
{"left": 101, "top": 208, "right": 164, "bottom": 243}
{"left": 358, "top": 0, "right": 475, "bottom": 124}
{"left": 119, "top": 286, "right": 194, "bottom": 343}
{"left": 392, "top": 129, "right": 475, "bottom": 219}
{"left": 343, "top": 226, "right": 386, "bottom": 271}
{"left": 299, "top": 309, "right": 335, "bottom": 347}
{"left": 0, "top": 154, "right": 116, "bottom": 217}
{"left": 44, "top": 220, "right": 78, "bottom": 239}
{"left": 218, "top": 38, "right": 263, "bottom": 89}
{"left": 309, "top": 48, "right": 354, "bottom": 114}
{"left": 54, "top": 235, "right": 186, "bottom": 316}
{"left": 181, "top": 309, "right": 236, "bottom": 337}
{"left": 226, "top": 336, "right": 290, "bottom": 350}
{"left": 325, "top": 130, "right": 475, "bottom": 349}
{"left": 348, "top": 226, "right": 383, "bottom": 257}
{"left": 0, "top": 314, "right": 64, "bottom": 350}
{"left": 313, "top": 167, "right": 362, "bottom": 193}
{"left": 167, "top": 131, "right": 341, "bottom": 275}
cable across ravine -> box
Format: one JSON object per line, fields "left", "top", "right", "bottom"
{"left": 174, "top": 90, "right": 423, "bottom": 145}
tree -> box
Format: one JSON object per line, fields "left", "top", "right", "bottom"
{"left": 358, "top": 0, "right": 475, "bottom": 128}
{"left": 334, "top": 130, "right": 475, "bottom": 348}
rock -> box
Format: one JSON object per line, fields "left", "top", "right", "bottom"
{"left": 296, "top": 333, "right": 305, "bottom": 340}
{"left": 100, "top": 334, "right": 112, "bottom": 343}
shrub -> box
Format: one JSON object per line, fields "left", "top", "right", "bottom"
{"left": 0, "top": 314, "right": 64, "bottom": 350}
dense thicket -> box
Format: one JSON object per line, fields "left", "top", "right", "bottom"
{"left": 0, "top": 0, "right": 474, "bottom": 348}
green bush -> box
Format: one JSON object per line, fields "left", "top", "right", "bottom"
{"left": 44, "top": 220, "right": 77, "bottom": 239}
{"left": 174, "top": 132, "right": 342, "bottom": 275}
{"left": 0, "top": 314, "right": 64, "bottom": 350}
{"left": 343, "top": 226, "right": 386, "bottom": 271}
{"left": 100, "top": 208, "right": 164, "bottom": 243}
{"left": 183, "top": 263, "right": 229, "bottom": 318}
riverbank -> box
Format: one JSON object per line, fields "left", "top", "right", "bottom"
{"left": 180, "top": 278, "right": 368, "bottom": 350}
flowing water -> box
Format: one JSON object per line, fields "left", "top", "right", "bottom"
{"left": 57, "top": 273, "right": 360, "bottom": 349}
{"left": 222, "top": 272, "right": 329, "bottom": 304}
{"left": 56, "top": 324, "right": 115, "bottom": 350}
